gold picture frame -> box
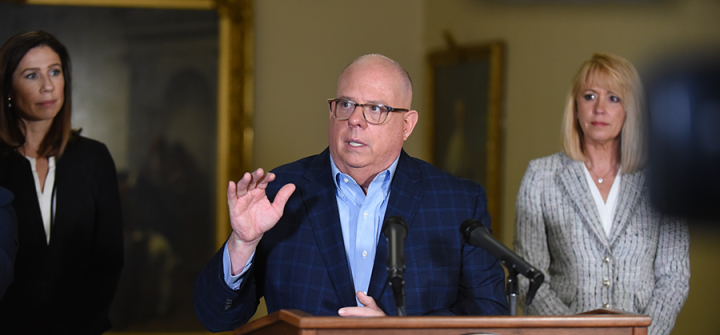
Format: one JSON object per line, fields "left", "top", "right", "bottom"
{"left": 427, "top": 39, "right": 505, "bottom": 240}
{"left": 5, "top": 0, "right": 252, "bottom": 333}
{"left": 18, "top": 0, "right": 251, "bottom": 265}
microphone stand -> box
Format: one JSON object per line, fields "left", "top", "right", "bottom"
{"left": 389, "top": 276, "right": 406, "bottom": 316}
{"left": 506, "top": 268, "right": 519, "bottom": 316}
{"left": 459, "top": 219, "right": 544, "bottom": 316}
{"left": 505, "top": 265, "right": 544, "bottom": 316}
{"left": 384, "top": 216, "right": 408, "bottom": 317}
{"left": 524, "top": 269, "right": 543, "bottom": 315}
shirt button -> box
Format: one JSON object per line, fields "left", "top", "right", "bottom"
{"left": 344, "top": 178, "right": 349, "bottom": 183}
{"left": 362, "top": 251, "right": 367, "bottom": 258}
{"left": 603, "top": 303, "right": 610, "bottom": 308}
{"left": 363, "top": 211, "right": 368, "bottom": 218}
{"left": 603, "top": 279, "right": 610, "bottom": 287}
{"left": 603, "top": 256, "right": 611, "bottom": 263}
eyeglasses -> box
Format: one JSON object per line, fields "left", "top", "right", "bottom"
{"left": 328, "top": 98, "right": 409, "bottom": 125}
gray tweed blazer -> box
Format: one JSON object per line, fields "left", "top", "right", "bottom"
{"left": 514, "top": 152, "right": 689, "bottom": 335}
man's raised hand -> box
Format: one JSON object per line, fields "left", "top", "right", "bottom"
{"left": 226, "top": 168, "right": 295, "bottom": 274}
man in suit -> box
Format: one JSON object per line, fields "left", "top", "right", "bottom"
{"left": 194, "top": 54, "right": 508, "bottom": 332}
{"left": 0, "top": 186, "right": 18, "bottom": 300}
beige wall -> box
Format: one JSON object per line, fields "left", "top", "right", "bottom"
{"left": 254, "top": 0, "right": 427, "bottom": 172}
{"left": 423, "top": 1, "right": 720, "bottom": 332}
{"left": 251, "top": 0, "right": 426, "bottom": 321}
{"left": 425, "top": 0, "right": 720, "bottom": 247}
{"left": 253, "top": 0, "right": 720, "bottom": 332}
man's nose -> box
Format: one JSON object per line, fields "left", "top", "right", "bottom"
{"left": 348, "top": 105, "right": 367, "bottom": 127}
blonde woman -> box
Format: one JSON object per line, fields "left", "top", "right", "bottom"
{"left": 514, "top": 53, "right": 689, "bottom": 335}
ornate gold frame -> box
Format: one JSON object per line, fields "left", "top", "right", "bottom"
{"left": 427, "top": 40, "right": 506, "bottom": 240}
{"left": 21, "top": 0, "right": 253, "bottom": 249}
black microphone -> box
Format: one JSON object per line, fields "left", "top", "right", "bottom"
{"left": 383, "top": 215, "right": 408, "bottom": 316}
{"left": 460, "top": 219, "right": 544, "bottom": 308}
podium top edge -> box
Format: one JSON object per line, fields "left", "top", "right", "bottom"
{"left": 267, "top": 309, "right": 652, "bottom": 329}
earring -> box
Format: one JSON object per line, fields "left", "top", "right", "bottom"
{"left": 6, "top": 97, "right": 11, "bottom": 109}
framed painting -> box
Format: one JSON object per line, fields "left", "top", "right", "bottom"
{"left": 428, "top": 40, "right": 506, "bottom": 239}
{"left": 0, "top": 0, "right": 252, "bottom": 333}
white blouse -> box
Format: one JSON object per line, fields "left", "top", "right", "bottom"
{"left": 25, "top": 156, "right": 57, "bottom": 244}
{"left": 582, "top": 165, "right": 621, "bottom": 237}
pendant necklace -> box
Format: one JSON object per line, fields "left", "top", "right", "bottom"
{"left": 588, "top": 164, "right": 616, "bottom": 184}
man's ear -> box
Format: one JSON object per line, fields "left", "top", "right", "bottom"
{"left": 402, "top": 110, "right": 418, "bottom": 141}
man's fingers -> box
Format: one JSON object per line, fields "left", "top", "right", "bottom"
{"left": 257, "top": 172, "right": 276, "bottom": 189}
{"left": 272, "top": 183, "right": 296, "bottom": 211}
{"left": 234, "top": 168, "right": 269, "bottom": 198}
{"left": 338, "top": 307, "right": 368, "bottom": 316}
{"left": 337, "top": 306, "right": 384, "bottom": 317}
{"left": 338, "top": 292, "right": 385, "bottom": 317}
{"left": 235, "top": 172, "right": 252, "bottom": 197}
{"left": 249, "top": 168, "right": 265, "bottom": 189}
{"left": 227, "top": 181, "right": 237, "bottom": 201}
{"left": 356, "top": 291, "right": 380, "bottom": 310}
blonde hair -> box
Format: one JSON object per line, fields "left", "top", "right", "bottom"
{"left": 561, "top": 53, "right": 646, "bottom": 173}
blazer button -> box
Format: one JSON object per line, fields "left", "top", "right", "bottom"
{"left": 603, "top": 256, "right": 611, "bottom": 263}
{"left": 603, "top": 279, "right": 610, "bottom": 287}
{"left": 224, "top": 297, "right": 233, "bottom": 311}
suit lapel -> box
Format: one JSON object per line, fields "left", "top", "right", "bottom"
{"left": 299, "top": 149, "right": 357, "bottom": 307}
{"left": 1, "top": 153, "right": 48, "bottom": 250}
{"left": 609, "top": 170, "right": 644, "bottom": 245}
{"left": 51, "top": 155, "right": 66, "bottom": 248}
{"left": 557, "top": 155, "right": 609, "bottom": 247}
{"left": 367, "top": 151, "right": 423, "bottom": 305}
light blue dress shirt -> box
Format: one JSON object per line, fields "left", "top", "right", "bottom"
{"left": 223, "top": 154, "right": 399, "bottom": 307}
{"left": 330, "top": 154, "right": 398, "bottom": 306}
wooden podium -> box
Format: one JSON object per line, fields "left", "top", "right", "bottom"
{"left": 235, "top": 308, "right": 651, "bottom": 335}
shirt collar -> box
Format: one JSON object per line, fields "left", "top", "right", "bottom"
{"left": 330, "top": 153, "right": 400, "bottom": 194}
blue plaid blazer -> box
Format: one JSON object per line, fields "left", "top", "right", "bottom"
{"left": 194, "top": 149, "right": 508, "bottom": 331}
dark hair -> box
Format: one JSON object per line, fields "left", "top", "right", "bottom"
{"left": 0, "top": 31, "right": 74, "bottom": 157}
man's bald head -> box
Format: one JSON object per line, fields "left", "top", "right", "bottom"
{"left": 329, "top": 53, "right": 419, "bottom": 190}
{"left": 338, "top": 54, "right": 413, "bottom": 108}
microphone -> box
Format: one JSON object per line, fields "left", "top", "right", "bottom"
{"left": 460, "top": 219, "right": 544, "bottom": 309}
{"left": 383, "top": 215, "right": 408, "bottom": 316}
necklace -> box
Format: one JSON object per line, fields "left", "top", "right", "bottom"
{"left": 587, "top": 164, "right": 616, "bottom": 184}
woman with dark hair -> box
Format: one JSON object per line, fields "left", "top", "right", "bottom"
{"left": 514, "top": 53, "right": 690, "bottom": 335}
{"left": 0, "top": 31, "right": 123, "bottom": 334}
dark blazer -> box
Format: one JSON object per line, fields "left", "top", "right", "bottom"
{"left": 0, "top": 186, "right": 18, "bottom": 299}
{"left": 194, "top": 149, "right": 508, "bottom": 332}
{"left": 0, "top": 136, "right": 123, "bottom": 335}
